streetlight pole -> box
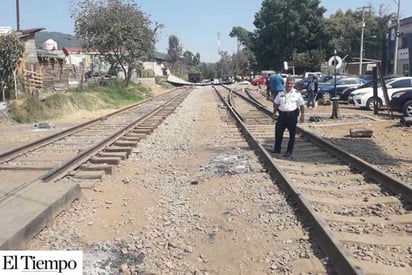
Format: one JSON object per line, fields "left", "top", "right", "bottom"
{"left": 359, "top": 11, "right": 365, "bottom": 75}
{"left": 358, "top": 5, "right": 371, "bottom": 76}
{"left": 332, "top": 49, "right": 339, "bottom": 119}
{"left": 393, "top": 0, "right": 401, "bottom": 74}
{"left": 16, "top": 0, "right": 20, "bottom": 31}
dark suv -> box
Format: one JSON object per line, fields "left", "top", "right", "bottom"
{"left": 390, "top": 88, "right": 412, "bottom": 117}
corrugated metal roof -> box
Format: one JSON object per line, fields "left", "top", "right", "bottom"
{"left": 15, "top": 27, "right": 45, "bottom": 37}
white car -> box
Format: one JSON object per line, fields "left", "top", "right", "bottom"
{"left": 349, "top": 77, "right": 412, "bottom": 110}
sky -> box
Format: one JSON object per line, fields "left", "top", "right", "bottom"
{"left": 0, "top": 0, "right": 410, "bottom": 63}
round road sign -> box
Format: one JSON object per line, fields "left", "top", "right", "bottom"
{"left": 328, "top": 55, "right": 343, "bottom": 69}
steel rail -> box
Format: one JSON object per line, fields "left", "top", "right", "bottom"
{"left": 232, "top": 89, "right": 272, "bottom": 116}
{"left": 227, "top": 89, "right": 244, "bottom": 122}
{"left": 0, "top": 90, "right": 187, "bottom": 205}
{"left": 0, "top": 88, "right": 180, "bottom": 162}
{"left": 40, "top": 92, "right": 186, "bottom": 182}
{"left": 297, "top": 127, "right": 412, "bottom": 200}
{"left": 234, "top": 87, "right": 412, "bottom": 201}
{"left": 214, "top": 85, "right": 363, "bottom": 275}
{"left": 244, "top": 87, "right": 266, "bottom": 108}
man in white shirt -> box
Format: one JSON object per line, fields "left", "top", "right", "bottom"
{"left": 272, "top": 77, "right": 305, "bottom": 157}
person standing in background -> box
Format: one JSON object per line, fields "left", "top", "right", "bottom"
{"left": 272, "top": 77, "right": 305, "bottom": 157}
{"left": 306, "top": 75, "right": 318, "bottom": 109}
{"left": 270, "top": 72, "right": 285, "bottom": 100}
{"left": 266, "top": 74, "right": 272, "bottom": 99}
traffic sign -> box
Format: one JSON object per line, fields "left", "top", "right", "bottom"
{"left": 328, "top": 55, "right": 343, "bottom": 69}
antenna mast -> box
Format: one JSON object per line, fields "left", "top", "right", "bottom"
{"left": 217, "top": 32, "right": 221, "bottom": 58}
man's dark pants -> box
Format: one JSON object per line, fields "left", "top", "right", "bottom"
{"left": 274, "top": 109, "right": 299, "bottom": 153}
{"left": 266, "top": 86, "right": 271, "bottom": 98}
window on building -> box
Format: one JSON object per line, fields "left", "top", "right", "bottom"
{"left": 401, "top": 36, "right": 408, "bottom": 48}
{"left": 402, "top": 64, "right": 409, "bottom": 76}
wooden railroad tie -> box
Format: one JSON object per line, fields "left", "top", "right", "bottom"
{"left": 349, "top": 127, "right": 373, "bottom": 138}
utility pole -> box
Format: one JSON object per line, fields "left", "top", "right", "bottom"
{"left": 217, "top": 32, "right": 225, "bottom": 79}
{"left": 357, "top": 5, "right": 371, "bottom": 76}
{"left": 217, "top": 32, "right": 220, "bottom": 59}
{"left": 16, "top": 0, "right": 20, "bottom": 31}
{"left": 393, "top": 0, "right": 401, "bottom": 74}
{"left": 331, "top": 50, "right": 339, "bottom": 119}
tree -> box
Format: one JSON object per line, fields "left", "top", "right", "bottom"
{"left": 229, "top": 26, "right": 253, "bottom": 49}
{"left": 231, "top": 50, "right": 250, "bottom": 76}
{"left": 252, "top": 0, "right": 326, "bottom": 71}
{"left": 292, "top": 49, "right": 326, "bottom": 73}
{"left": 198, "top": 62, "right": 216, "bottom": 80}
{"left": 167, "top": 35, "right": 183, "bottom": 71}
{"left": 183, "top": 50, "right": 200, "bottom": 66}
{"left": 324, "top": 6, "right": 392, "bottom": 65}
{"left": 183, "top": 51, "right": 194, "bottom": 66}
{"left": 229, "top": 26, "right": 256, "bottom": 74}
{"left": 70, "top": 0, "right": 160, "bottom": 87}
{"left": 0, "top": 33, "right": 24, "bottom": 101}
{"left": 216, "top": 51, "right": 233, "bottom": 78}
{"left": 193, "top": 53, "right": 200, "bottom": 66}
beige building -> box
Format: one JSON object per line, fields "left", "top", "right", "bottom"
{"left": 387, "top": 16, "right": 412, "bottom": 76}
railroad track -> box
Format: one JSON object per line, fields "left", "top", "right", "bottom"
{"left": 1, "top": 88, "right": 190, "bottom": 190}
{"left": 0, "top": 88, "right": 191, "bottom": 249}
{"left": 214, "top": 84, "right": 412, "bottom": 275}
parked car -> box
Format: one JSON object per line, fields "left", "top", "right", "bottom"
{"left": 304, "top": 71, "right": 323, "bottom": 78}
{"left": 360, "top": 74, "right": 374, "bottom": 81}
{"left": 251, "top": 75, "right": 266, "bottom": 86}
{"left": 317, "top": 75, "right": 334, "bottom": 83}
{"left": 342, "top": 75, "right": 403, "bottom": 102}
{"left": 294, "top": 77, "right": 311, "bottom": 92}
{"left": 340, "top": 81, "right": 372, "bottom": 102}
{"left": 349, "top": 77, "right": 412, "bottom": 110}
{"left": 390, "top": 88, "right": 412, "bottom": 117}
{"left": 295, "top": 75, "right": 327, "bottom": 94}
{"left": 296, "top": 74, "right": 351, "bottom": 97}
{"left": 317, "top": 77, "right": 367, "bottom": 100}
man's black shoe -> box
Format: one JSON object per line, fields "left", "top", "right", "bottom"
{"left": 272, "top": 149, "right": 281, "bottom": 154}
{"left": 283, "top": 152, "right": 292, "bottom": 157}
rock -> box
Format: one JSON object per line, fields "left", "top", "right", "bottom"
{"left": 349, "top": 128, "right": 373, "bottom": 138}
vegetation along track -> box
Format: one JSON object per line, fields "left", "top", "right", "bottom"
{"left": 0, "top": 88, "right": 191, "bottom": 203}
{"left": 214, "top": 84, "right": 412, "bottom": 275}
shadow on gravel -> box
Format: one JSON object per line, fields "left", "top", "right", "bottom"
{"left": 262, "top": 134, "right": 405, "bottom": 167}
{"left": 323, "top": 126, "right": 411, "bottom": 167}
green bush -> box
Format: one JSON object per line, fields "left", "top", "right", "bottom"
{"left": 10, "top": 97, "right": 50, "bottom": 123}
{"left": 155, "top": 76, "right": 174, "bottom": 89}
{"left": 135, "top": 83, "right": 151, "bottom": 95}
{"left": 44, "top": 94, "right": 75, "bottom": 114}
{"left": 9, "top": 79, "right": 149, "bottom": 123}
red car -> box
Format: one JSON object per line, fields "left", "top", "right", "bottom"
{"left": 251, "top": 76, "right": 266, "bottom": 86}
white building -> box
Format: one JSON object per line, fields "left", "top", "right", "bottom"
{"left": 42, "top": 39, "right": 58, "bottom": 50}
{"left": 0, "top": 26, "right": 12, "bottom": 36}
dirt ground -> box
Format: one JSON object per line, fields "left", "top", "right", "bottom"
{"left": 303, "top": 103, "right": 412, "bottom": 185}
